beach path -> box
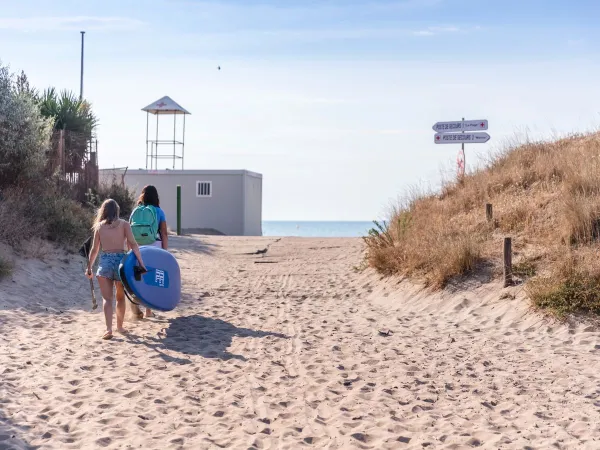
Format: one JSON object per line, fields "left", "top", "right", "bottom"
{"left": 1, "top": 235, "right": 599, "bottom": 449}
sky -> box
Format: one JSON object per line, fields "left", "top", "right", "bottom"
{"left": 2, "top": 0, "right": 600, "bottom": 221}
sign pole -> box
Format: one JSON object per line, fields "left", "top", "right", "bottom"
{"left": 79, "top": 31, "right": 85, "bottom": 101}
{"left": 461, "top": 117, "right": 465, "bottom": 178}
{"left": 432, "top": 118, "right": 490, "bottom": 180}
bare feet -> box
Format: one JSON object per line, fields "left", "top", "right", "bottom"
{"left": 102, "top": 331, "right": 113, "bottom": 340}
{"left": 117, "top": 327, "right": 127, "bottom": 334}
{"left": 144, "top": 309, "right": 154, "bottom": 318}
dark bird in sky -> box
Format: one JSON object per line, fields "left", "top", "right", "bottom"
{"left": 217, "top": 66, "right": 221, "bottom": 70}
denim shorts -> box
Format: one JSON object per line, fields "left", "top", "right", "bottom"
{"left": 96, "top": 252, "right": 126, "bottom": 281}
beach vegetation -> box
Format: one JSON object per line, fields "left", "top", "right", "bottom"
{"left": 365, "top": 132, "right": 600, "bottom": 317}
{"left": 0, "top": 60, "right": 97, "bottom": 250}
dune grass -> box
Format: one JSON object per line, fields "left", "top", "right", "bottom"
{"left": 364, "top": 132, "right": 600, "bottom": 317}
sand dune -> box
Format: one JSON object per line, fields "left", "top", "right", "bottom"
{"left": 1, "top": 235, "right": 600, "bottom": 449}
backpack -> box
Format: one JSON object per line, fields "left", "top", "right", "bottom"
{"left": 130, "top": 204, "right": 158, "bottom": 245}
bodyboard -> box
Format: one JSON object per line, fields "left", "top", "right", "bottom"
{"left": 119, "top": 246, "right": 181, "bottom": 312}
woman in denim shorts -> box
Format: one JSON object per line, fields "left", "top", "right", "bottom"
{"left": 86, "top": 199, "right": 146, "bottom": 340}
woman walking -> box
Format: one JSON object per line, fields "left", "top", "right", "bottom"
{"left": 129, "top": 185, "right": 169, "bottom": 318}
{"left": 86, "top": 199, "right": 146, "bottom": 340}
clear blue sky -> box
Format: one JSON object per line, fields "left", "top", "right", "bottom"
{"left": 2, "top": 0, "right": 600, "bottom": 220}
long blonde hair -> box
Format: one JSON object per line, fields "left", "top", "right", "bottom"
{"left": 92, "top": 199, "right": 120, "bottom": 232}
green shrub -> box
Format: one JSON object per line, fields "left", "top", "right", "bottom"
{"left": 86, "top": 176, "right": 136, "bottom": 220}
{"left": 41, "top": 193, "right": 92, "bottom": 247}
{"left": 0, "top": 254, "right": 12, "bottom": 279}
{"left": 0, "top": 184, "right": 92, "bottom": 250}
{"left": 0, "top": 61, "right": 53, "bottom": 188}
{"left": 0, "top": 187, "right": 46, "bottom": 247}
{"left": 0, "top": 61, "right": 95, "bottom": 252}
{"left": 527, "top": 271, "right": 600, "bottom": 317}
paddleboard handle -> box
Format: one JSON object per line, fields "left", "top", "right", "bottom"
{"left": 134, "top": 266, "right": 148, "bottom": 281}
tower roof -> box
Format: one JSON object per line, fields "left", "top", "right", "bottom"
{"left": 141, "top": 96, "right": 191, "bottom": 115}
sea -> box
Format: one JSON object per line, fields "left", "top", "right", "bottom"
{"left": 262, "top": 221, "right": 374, "bottom": 238}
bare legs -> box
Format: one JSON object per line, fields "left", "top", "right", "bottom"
{"left": 115, "top": 282, "right": 126, "bottom": 332}
{"left": 97, "top": 276, "right": 127, "bottom": 339}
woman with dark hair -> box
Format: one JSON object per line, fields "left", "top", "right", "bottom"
{"left": 134, "top": 185, "right": 169, "bottom": 250}
{"left": 129, "top": 185, "right": 169, "bottom": 318}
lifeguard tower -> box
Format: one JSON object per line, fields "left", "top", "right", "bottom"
{"left": 142, "top": 96, "right": 191, "bottom": 170}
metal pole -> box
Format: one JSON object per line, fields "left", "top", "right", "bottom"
{"left": 155, "top": 113, "right": 159, "bottom": 170}
{"left": 182, "top": 114, "right": 186, "bottom": 170}
{"left": 79, "top": 31, "right": 85, "bottom": 100}
{"left": 173, "top": 113, "right": 176, "bottom": 169}
{"left": 145, "top": 112, "right": 149, "bottom": 170}
{"left": 176, "top": 185, "right": 182, "bottom": 235}
{"left": 461, "top": 117, "right": 465, "bottom": 178}
{"left": 462, "top": 117, "right": 467, "bottom": 173}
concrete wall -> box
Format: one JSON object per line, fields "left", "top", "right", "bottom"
{"left": 243, "top": 173, "right": 263, "bottom": 236}
{"left": 99, "top": 170, "right": 262, "bottom": 236}
{"left": 125, "top": 173, "right": 243, "bottom": 236}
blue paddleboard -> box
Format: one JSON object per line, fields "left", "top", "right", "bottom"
{"left": 119, "top": 246, "right": 181, "bottom": 312}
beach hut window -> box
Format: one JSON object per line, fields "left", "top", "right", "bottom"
{"left": 196, "top": 181, "right": 212, "bottom": 197}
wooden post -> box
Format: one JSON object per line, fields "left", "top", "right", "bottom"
{"left": 176, "top": 185, "right": 182, "bottom": 236}
{"left": 486, "top": 203, "right": 493, "bottom": 222}
{"left": 57, "top": 129, "right": 65, "bottom": 175}
{"left": 503, "top": 237, "right": 512, "bottom": 287}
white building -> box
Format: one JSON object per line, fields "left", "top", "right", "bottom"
{"left": 100, "top": 169, "right": 263, "bottom": 236}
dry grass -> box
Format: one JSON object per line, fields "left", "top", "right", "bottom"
{"left": 0, "top": 185, "right": 92, "bottom": 250}
{"left": 365, "top": 132, "right": 600, "bottom": 316}
{"left": 19, "top": 238, "right": 56, "bottom": 260}
{"left": 0, "top": 254, "right": 12, "bottom": 280}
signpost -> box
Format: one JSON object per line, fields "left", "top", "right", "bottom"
{"left": 432, "top": 118, "right": 491, "bottom": 179}
{"left": 434, "top": 132, "right": 490, "bottom": 144}
{"left": 432, "top": 120, "right": 488, "bottom": 133}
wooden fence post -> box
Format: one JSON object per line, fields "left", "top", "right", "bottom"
{"left": 503, "top": 237, "right": 512, "bottom": 287}
{"left": 486, "top": 203, "right": 493, "bottom": 222}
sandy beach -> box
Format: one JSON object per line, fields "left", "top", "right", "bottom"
{"left": 1, "top": 235, "right": 600, "bottom": 449}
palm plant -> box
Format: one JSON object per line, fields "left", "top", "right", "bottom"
{"left": 38, "top": 88, "right": 99, "bottom": 172}
{"left": 12, "top": 73, "right": 98, "bottom": 138}
{"left": 38, "top": 88, "right": 98, "bottom": 138}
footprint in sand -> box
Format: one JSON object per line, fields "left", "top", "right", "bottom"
{"left": 95, "top": 437, "right": 112, "bottom": 447}
{"left": 124, "top": 390, "right": 141, "bottom": 399}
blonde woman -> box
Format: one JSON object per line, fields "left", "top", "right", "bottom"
{"left": 86, "top": 199, "right": 146, "bottom": 340}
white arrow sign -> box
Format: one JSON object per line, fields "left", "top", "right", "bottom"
{"left": 432, "top": 119, "right": 488, "bottom": 132}
{"left": 434, "top": 132, "right": 490, "bottom": 144}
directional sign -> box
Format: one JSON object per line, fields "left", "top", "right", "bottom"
{"left": 434, "top": 132, "right": 490, "bottom": 144}
{"left": 432, "top": 120, "right": 488, "bottom": 133}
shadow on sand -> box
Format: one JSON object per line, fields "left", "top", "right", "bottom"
{"left": 0, "top": 411, "right": 38, "bottom": 450}
{"left": 169, "top": 235, "right": 219, "bottom": 257}
{"left": 126, "top": 315, "right": 288, "bottom": 364}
